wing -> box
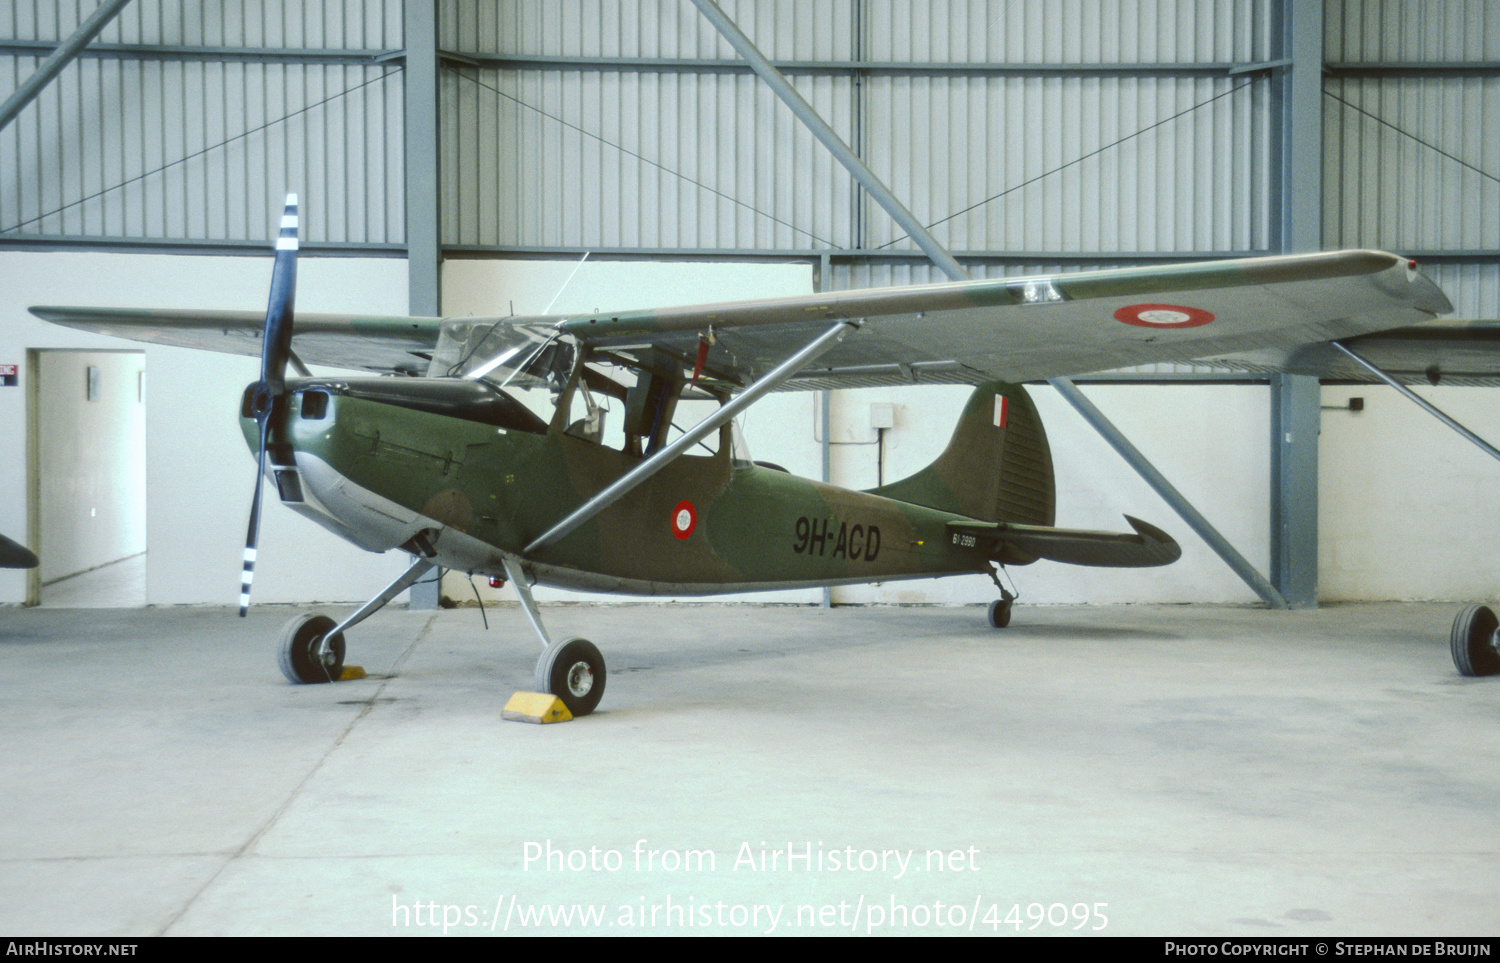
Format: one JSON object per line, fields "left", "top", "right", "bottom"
{"left": 28, "top": 306, "right": 445, "bottom": 375}
{"left": 433, "top": 249, "right": 1454, "bottom": 389}
{"left": 35, "top": 249, "right": 1453, "bottom": 385}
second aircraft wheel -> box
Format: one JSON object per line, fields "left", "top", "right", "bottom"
{"left": 1450, "top": 604, "right": 1500, "bottom": 677}
{"left": 987, "top": 598, "right": 1012, "bottom": 629}
{"left": 277, "top": 613, "right": 346, "bottom": 684}
{"left": 535, "top": 636, "right": 606, "bottom": 716}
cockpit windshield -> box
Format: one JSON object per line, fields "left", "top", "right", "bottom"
{"left": 430, "top": 317, "right": 576, "bottom": 389}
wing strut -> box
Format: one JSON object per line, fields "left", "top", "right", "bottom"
{"left": 1332, "top": 341, "right": 1500, "bottom": 464}
{"left": 523, "top": 320, "right": 855, "bottom": 555}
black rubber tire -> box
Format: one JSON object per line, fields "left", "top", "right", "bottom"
{"left": 277, "top": 613, "right": 346, "bottom": 684}
{"left": 987, "top": 598, "right": 1012, "bottom": 629}
{"left": 535, "top": 636, "right": 606, "bottom": 716}
{"left": 1450, "top": 604, "right": 1500, "bottom": 677}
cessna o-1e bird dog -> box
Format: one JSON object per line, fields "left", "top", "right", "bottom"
{"left": 33, "top": 196, "right": 1468, "bottom": 715}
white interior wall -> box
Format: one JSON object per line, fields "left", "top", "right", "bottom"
{"left": 34, "top": 349, "right": 145, "bottom": 584}
{"left": 0, "top": 251, "right": 408, "bottom": 607}
{"left": 821, "top": 382, "right": 1272, "bottom": 605}
{"left": 1320, "top": 384, "right": 1500, "bottom": 601}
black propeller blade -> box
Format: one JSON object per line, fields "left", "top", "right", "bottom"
{"left": 240, "top": 194, "right": 299, "bottom": 616}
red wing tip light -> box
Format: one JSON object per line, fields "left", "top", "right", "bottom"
{"left": 1115, "top": 304, "right": 1215, "bottom": 329}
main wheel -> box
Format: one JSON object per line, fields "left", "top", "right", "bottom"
{"left": 535, "top": 636, "right": 606, "bottom": 716}
{"left": 987, "top": 598, "right": 1012, "bottom": 629}
{"left": 1450, "top": 604, "right": 1500, "bottom": 677}
{"left": 277, "top": 613, "right": 346, "bottom": 684}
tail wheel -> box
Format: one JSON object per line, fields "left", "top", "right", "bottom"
{"left": 535, "top": 636, "right": 606, "bottom": 716}
{"left": 278, "top": 613, "right": 346, "bottom": 684}
{"left": 986, "top": 583, "right": 1017, "bottom": 629}
{"left": 1451, "top": 605, "right": 1500, "bottom": 677}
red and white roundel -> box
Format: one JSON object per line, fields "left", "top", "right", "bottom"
{"left": 671, "top": 500, "right": 697, "bottom": 540}
{"left": 1114, "top": 303, "right": 1215, "bottom": 329}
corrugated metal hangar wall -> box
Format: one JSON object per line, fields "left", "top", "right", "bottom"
{"left": 0, "top": 1, "right": 1497, "bottom": 608}
{"left": 4, "top": 1, "right": 1495, "bottom": 304}
{"left": 445, "top": 0, "right": 1274, "bottom": 277}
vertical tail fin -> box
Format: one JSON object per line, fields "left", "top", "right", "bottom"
{"left": 869, "top": 382, "right": 1055, "bottom": 526}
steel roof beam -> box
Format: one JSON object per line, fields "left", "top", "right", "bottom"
{"left": 454, "top": 53, "right": 1261, "bottom": 77}
{"left": 0, "top": 40, "right": 392, "bottom": 65}
{"left": 0, "top": 0, "right": 134, "bottom": 135}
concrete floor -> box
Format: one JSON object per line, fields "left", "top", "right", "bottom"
{"left": 0, "top": 600, "right": 1496, "bottom": 937}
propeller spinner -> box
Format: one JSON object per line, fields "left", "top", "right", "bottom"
{"left": 240, "top": 194, "right": 300, "bottom": 616}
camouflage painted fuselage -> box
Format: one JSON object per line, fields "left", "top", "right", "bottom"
{"left": 243, "top": 381, "right": 994, "bottom": 595}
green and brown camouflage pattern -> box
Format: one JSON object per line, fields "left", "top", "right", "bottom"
{"left": 241, "top": 379, "right": 1176, "bottom": 594}
{"left": 871, "top": 383, "right": 1055, "bottom": 528}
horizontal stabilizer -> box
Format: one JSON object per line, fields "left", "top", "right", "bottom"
{"left": 0, "top": 532, "right": 38, "bottom": 569}
{"left": 949, "top": 515, "right": 1181, "bottom": 568}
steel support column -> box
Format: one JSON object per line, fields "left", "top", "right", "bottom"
{"left": 1270, "top": 373, "right": 1320, "bottom": 607}
{"left": 693, "top": 0, "right": 1287, "bottom": 607}
{"left": 818, "top": 252, "right": 833, "bottom": 609}
{"left": 1267, "top": 0, "right": 1325, "bottom": 608}
{"left": 0, "top": 0, "right": 134, "bottom": 134}
{"left": 404, "top": 1, "right": 441, "bottom": 609}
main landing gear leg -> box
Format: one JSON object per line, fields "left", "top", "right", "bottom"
{"left": 986, "top": 566, "right": 1017, "bottom": 629}
{"left": 278, "top": 556, "right": 437, "bottom": 683}
{"left": 502, "top": 557, "right": 606, "bottom": 716}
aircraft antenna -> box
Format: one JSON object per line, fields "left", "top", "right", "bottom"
{"left": 459, "top": 252, "right": 584, "bottom": 382}
{"left": 542, "top": 252, "right": 590, "bottom": 314}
